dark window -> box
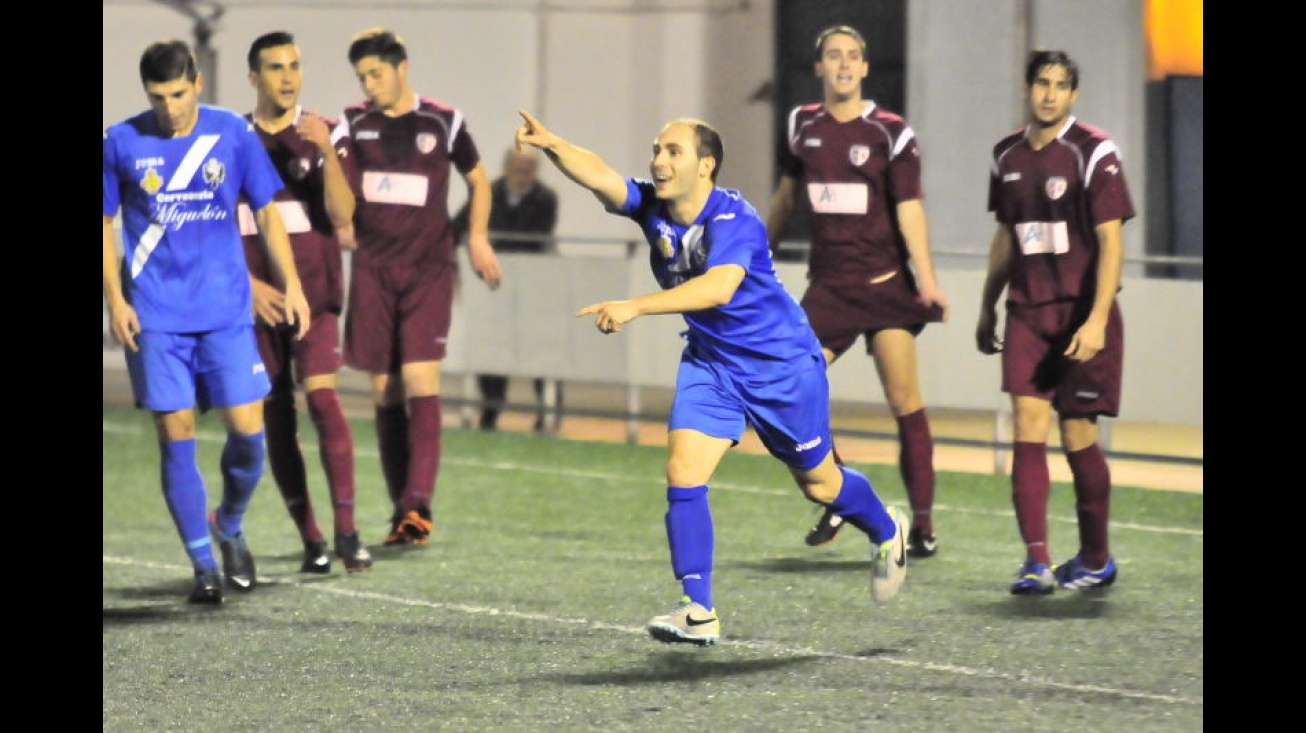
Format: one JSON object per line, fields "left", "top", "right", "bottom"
{"left": 772, "top": 0, "right": 907, "bottom": 258}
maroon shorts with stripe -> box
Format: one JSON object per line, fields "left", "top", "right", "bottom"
{"left": 800, "top": 271, "right": 944, "bottom": 357}
{"left": 256, "top": 311, "right": 342, "bottom": 390}
{"left": 344, "top": 258, "right": 455, "bottom": 374}
{"left": 1001, "top": 300, "right": 1123, "bottom": 418}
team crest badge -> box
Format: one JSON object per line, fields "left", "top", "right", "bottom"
{"left": 287, "top": 157, "right": 311, "bottom": 181}
{"left": 1045, "top": 176, "right": 1067, "bottom": 200}
{"left": 139, "top": 167, "right": 163, "bottom": 195}
{"left": 848, "top": 145, "right": 870, "bottom": 166}
{"left": 657, "top": 235, "right": 674, "bottom": 259}
{"left": 202, "top": 158, "right": 226, "bottom": 189}
{"left": 416, "top": 133, "right": 437, "bottom": 154}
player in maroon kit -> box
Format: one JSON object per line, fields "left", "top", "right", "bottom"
{"left": 766, "top": 25, "right": 950, "bottom": 556}
{"left": 975, "top": 49, "right": 1133, "bottom": 594}
{"left": 336, "top": 28, "right": 504, "bottom": 546}
{"left": 239, "top": 31, "right": 372, "bottom": 574}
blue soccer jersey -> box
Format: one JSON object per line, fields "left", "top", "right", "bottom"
{"left": 104, "top": 105, "right": 285, "bottom": 333}
{"left": 617, "top": 179, "right": 822, "bottom": 381}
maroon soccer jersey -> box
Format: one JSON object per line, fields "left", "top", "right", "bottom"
{"left": 335, "top": 94, "right": 481, "bottom": 268}
{"left": 779, "top": 101, "right": 925, "bottom": 284}
{"left": 988, "top": 117, "right": 1135, "bottom": 306}
{"left": 238, "top": 107, "right": 346, "bottom": 315}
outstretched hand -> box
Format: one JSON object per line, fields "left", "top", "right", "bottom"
{"left": 515, "top": 110, "right": 555, "bottom": 153}
{"left": 575, "top": 300, "right": 638, "bottom": 335}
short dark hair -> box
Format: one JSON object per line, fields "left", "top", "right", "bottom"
{"left": 669, "top": 117, "right": 725, "bottom": 183}
{"left": 139, "top": 39, "right": 197, "bottom": 86}
{"left": 1025, "top": 48, "right": 1079, "bottom": 90}
{"left": 813, "top": 24, "right": 868, "bottom": 61}
{"left": 248, "top": 31, "right": 296, "bottom": 72}
{"left": 348, "top": 28, "right": 407, "bottom": 67}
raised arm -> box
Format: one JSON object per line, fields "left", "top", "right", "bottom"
{"left": 296, "top": 111, "right": 355, "bottom": 230}
{"left": 515, "top": 110, "right": 628, "bottom": 211}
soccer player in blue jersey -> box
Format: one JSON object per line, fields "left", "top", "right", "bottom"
{"left": 103, "top": 39, "right": 311, "bottom": 604}
{"left": 515, "top": 111, "right": 909, "bottom": 646}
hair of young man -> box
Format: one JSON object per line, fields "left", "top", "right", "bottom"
{"left": 348, "top": 28, "right": 408, "bottom": 67}
{"left": 1024, "top": 48, "right": 1079, "bottom": 90}
{"left": 813, "top": 24, "right": 868, "bottom": 61}
{"left": 248, "top": 31, "right": 296, "bottom": 72}
{"left": 668, "top": 117, "right": 725, "bottom": 183}
{"left": 139, "top": 39, "right": 198, "bottom": 86}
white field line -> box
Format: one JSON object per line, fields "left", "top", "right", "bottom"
{"left": 102, "top": 553, "right": 1201, "bottom": 707}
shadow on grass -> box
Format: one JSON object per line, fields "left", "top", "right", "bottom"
{"left": 557, "top": 652, "right": 823, "bottom": 685}
{"left": 727, "top": 556, "right": 864, "bottom": 575}
{"left": 981, "top": 591, "right": 1119, "bottom": 620}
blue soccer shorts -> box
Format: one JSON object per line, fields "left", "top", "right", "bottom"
{"left": 125, "top": 324, "right": 270, "bottom": 413}
{"left": 668, "top": 349, "right": 833, "bottom": 470}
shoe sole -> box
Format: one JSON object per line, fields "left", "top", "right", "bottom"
{"left": 647, "top": 624, "right": 718, "bottom": 647}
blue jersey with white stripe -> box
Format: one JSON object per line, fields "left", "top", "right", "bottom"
{"left": 617, "top": 179, "right": 822, "bottom": 381}
{"left": 103, "top": 104, "right": 284, "bottom": 333}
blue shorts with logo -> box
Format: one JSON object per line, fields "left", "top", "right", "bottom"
{"left": 668, "top": 347, "right": 832, "bottom": 471}
{"left": 125, "top": 324, "right": 270, "bottom": 413}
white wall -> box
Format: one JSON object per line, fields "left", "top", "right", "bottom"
{"left": 446, "top": 251, "right": 1203, "bottom": 426}
{"left": 105, "top": 0, "right": 1198, "bottom": 426}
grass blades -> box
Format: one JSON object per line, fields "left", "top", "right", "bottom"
{"left": 103, "top": 404, "right": 1202, "bottom": 731}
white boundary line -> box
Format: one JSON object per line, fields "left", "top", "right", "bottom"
{"left": 103, "top": 554, "right": 1201, "bottom": 707}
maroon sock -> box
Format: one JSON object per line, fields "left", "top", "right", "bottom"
{"left": 307, "top": 389, "right": 357, "bottom": 536}
{"left": 1011, "top": 441, "right": 1051, "bottom": 565}
{"left": 403, "top": 395, "right": 443, "bottom": 513}
{"left": 1066, "top": 443, "right": 1112, "bottom": 568}
{"left": 831, "top": 444, "right": 844, "bottom": 466}
{"left": 265, "top": 387, "right": 321, "bottom": 543}
{"left": 375, "top": 403, "right": 409, "bottom": 509}
{"left": 897, "top": 409, "right": 936, "bottom": 535}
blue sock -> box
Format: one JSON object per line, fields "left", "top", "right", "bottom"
{"left": 827, "top": 465, "right": 896, "bottom": 544}
{"left": 214, "top": 431, "right": 265, "bottom": 538}
{"left": 665, "top": 485, "right": 713, "bottom": 610}
{"left": 160, "top": 439, "right": 216, "bottom": 570}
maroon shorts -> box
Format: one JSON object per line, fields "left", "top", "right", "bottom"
{"left": 344, "top": 258, "right": 454, "bottom": 373}
{"left": 1001, "top": 300, "right": 1123, "bottom": 418}
{"left": 256, "top": 311, "right": 343, "bottom": 390}
{"left": 800, "top": 271, "right": 944, "bottom": 357}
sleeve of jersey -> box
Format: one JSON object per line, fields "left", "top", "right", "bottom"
{"left": 1088, "top": 146, "right": 1136, "bottom": 225}
{"left": 778, "top": 111, "right": 803, "bottom": 178}
{"left": 103, "top": 132, "right": 121, "bottom": 216}
{"left": 240, "top": 125, "right": 286, "bottom": 211}
{"left": 451, "top": 121, "right": 481, "bottom": 176}
{"left": 615, "top": 178, "right": 648, "bottom": 218}
{"left": 887, "top": 129, "right": 925, "bottom": 201}
{"left": 331, "top": 120, "right": 362, "bottom": 196}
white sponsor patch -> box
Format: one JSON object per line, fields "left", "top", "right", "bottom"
{"left": 361, "top": 171, "right": 429, "bottom": 206}
{"left": 237, "top": 201, "right": 313, "bottom": 235}
{"left": 807, "top": 182, "right": 868, "bottom": 215}
{"left": 1014, "top": 221, "right": 1070, "bottom": 256}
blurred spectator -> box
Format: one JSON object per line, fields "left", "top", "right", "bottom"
{"left": 453, "top": 147, "right": 561, "bottom": 432}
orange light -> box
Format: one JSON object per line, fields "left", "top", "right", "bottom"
{"left": 1145, "top": 0, "right": 1203, "bottom": 79}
